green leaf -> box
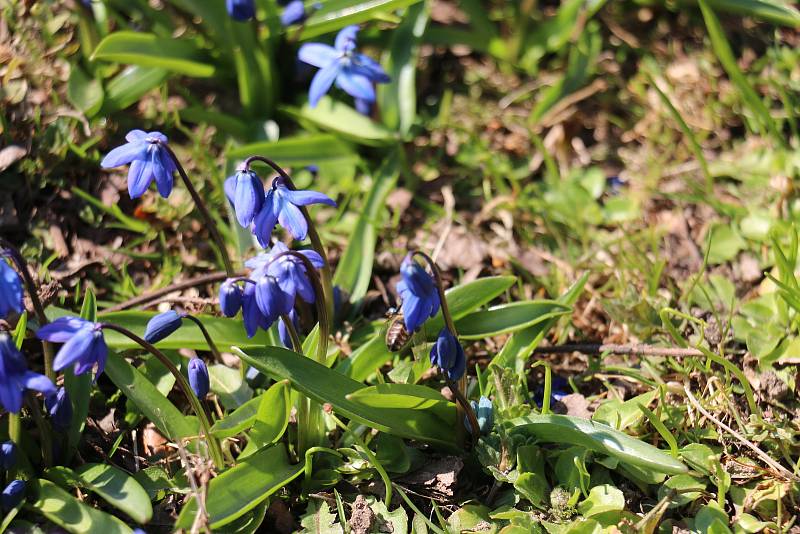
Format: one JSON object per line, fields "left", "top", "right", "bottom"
{"left": 508, "top": 414, "right": 688, "bottom": 475}
{"left": 63, "top": 289, "right": 96, "bottom": 460}
{"left": 104, "top": 352, "right": 196, "bottom": 441}
{"left": 236, "top": 346, "right": 458, "bottom": 449}
{"left": 701, "top": 0, "right": 800, "bottom": 27}
{"left": 211, "top": 396, "right": 262, "bottom": 439}
{"left": 346, "top": 383, "right": 455, "bottom": 422}
{"left": 300, "top": 0, "right": 422, "bottom": 39}
{"left": 455, "top": 300, "right": 570, "bottom": 339}
{"left": 67, "top": 66, "right": 103, "bottom": 116}
{"left": 209, "top": 363, "right": 253, "bottom": 410}
{"left": 92, "top": 31, "right": 216, "bottom": 77}
{"left": 280, "top": 97, "right": 398, "bottom": 146}
{"left": 657, "top": 474, "right": 707, "bottom": 508}
{"left": 73, "top": 464, "right": 153, "bottom": 524}
{"left": 577, "top": 485, "right": 625, "bottom": 517}
{"left": 227, "top": 134, "right": 358, "bottom": 169}
{"left": 300, "top": 500, "right": 344, "bottom": 534}
{"left": 592, "top": 389, "right": 659, "bottom": 430}
{"left": 31, "top": 479, "right": 133, "bottom": 534}
{"left": 240, "top": 380, "right": 291, "bottom": 458}
{"left": 102, "top": 65, "right": 169, "bottom": 113}
{"left": 333, "top": 152, "right": 400, "bottom": 301}
{"left": 175, "top": 445, "right": 304, "bottom": 529}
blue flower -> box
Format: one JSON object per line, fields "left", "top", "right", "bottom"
{"left": 0, "top": 260, "right": 23, "bottom": 319}
{"left": 0, "top": 441, "right": 17, "bottom": 470}
{"left": 37, "top": 317, "right": 108, "bottom": 378}
{"left": 226, "top": 0, "right": 255, "bottom": 20}
{"left": 255, "top": 275, "right": 292, "bottom": 326}
{"left": 101, "top": 130, "right": 177, "bottom": 199}
{"left": 429, "top": 328, "right": 465, "bottom": 381}
{"left": 45, "top": 387, "right": 72, "bottom": 432}
{"left": 241, "top": 282, "right": 269, "bottom": 338}
{"left": 533, "top": 375, "right": 570, "bottom": 408}
{"left": 219, "top": 280, "right": 244, "bottom": 317}
{"left": 397, "top": 255, "right": 439, "bottom": 332}
{"left": 280, "top": 0, "right": 305, "bottom": 25}
{"left": 354, "top": 98, "right": 372, "bottom": 116}
{"left": 0, "top": 333, "right": 55, "bottom": 414}
{"left": 188, "top": 358, "right": 209, "bottom": 398}
{"left": 247, "top": 242, "right": 324, "bottom": 304}
{"left": 467, "top": 396, "right": 493, "bottom": 435}
{"left": 278, "top": 309, "right": 300, "bottom": 349}
{"left": 298, "top": 25, "right": 390, "bottom": 108}
{"left": 253, "top": 178, "right": 336, "bottom": 243}
{"left": 225, "top": 170, "right": 265, "bottom": 228}
{"left": 144, "top": 310, "right": 184, "bottom": 344}
{"left": 2, "top": 480, "right": 25, "bottom": 511}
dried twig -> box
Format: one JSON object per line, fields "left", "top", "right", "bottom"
{"left": 103, "top": 271, "right": 241, "bottom": 312}
{"left": 533, "top": 343, "right": 706, "bottom": 358}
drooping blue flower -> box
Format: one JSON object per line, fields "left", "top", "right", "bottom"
{"left": 101, "top": 130, "right": 177, "bottom": 199}
{"left": 252, "top": 178, "right": 336, "bottom": 243}
{"left": 45, "top": 387, "right": 72, "bottom": 432}
{"left": 0, "top": 441, "right": 17, "bottom": 470}
{"left": 467, "top": 396, "right": 493, "bottom": 435}
{"left": 226, "top": 0, "right": 255, "bottom": 20}
{"left": 2, "top": 480, "right": 25, "bottom": 511}
{"left": 247, "top": 242, "right": 324, "bottom": 304}
{"left": 37, "top": 317, "right": 108, "bottom": 378}
{"left": 397, "top": 255, "right": 439, "bottom": 332}
{"left": 219, "top": 280, "right": 244, "bottom": 317}
{"left": 144, "top": 310, "right": 184, "bottom": 344}
{"left": 0, "top": 333, "right": 55, "bottom": 414}
{"left": 298, "top": 25, "right": 390, "bottom": 108}
{"left": 188, "top": 358, "right": 209, "bottom": 398}
{"left": 278, "top": 309, "right": 300, "bottom": 349}
{"left": 0, "top": 260, "right": 23, "bottom": 319}
{"left": 241, "top": 282, "right": 268, "bottom": 338}
{"left": 224, "top": 170, "right": 265, "bottom": 228}
{"left": 429, "top": 328, "right": 465, "bottom": 381}
{"left": 255, "top": 275, "right": 292, "bottom": 326}
{"left": 280, "top": 0, "right": 305, "bottom": 25}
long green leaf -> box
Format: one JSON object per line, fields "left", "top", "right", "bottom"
{"left": 696, "top": 0, "right": 800, "bottom": 27}
{"left": 280, "top": 97, "right": 399, "bottom": 146}
{"left": 74, "top": 464, "right": 153, "bottom": 524}
{"left": 300, "top": 0, "right": 422, "bottom": 39}
{"left": 102, "top": 65, "right": 169, "bottom": 113}
{"left": 455, "top": 300, "right": 570, "bottom": 339}
{"left": 92, "top": 31, "right": 216, "bottom": 77}
{"left": 31, "top": 479, "right": 133, "bottom": 534}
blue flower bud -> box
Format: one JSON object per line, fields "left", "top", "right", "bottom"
{"left": 397, "top": 255, "right": 439, "bottom": 333}
{"left": 466, "top": 396, "right": 493, "bottom": 435}
{"left": 0, "top": 260, "right": 24, "bottom": 319}
{"left": 226, "top": 0, "right": 255, "bottom": 21}
{"left": 280, "top": 0, "right": 305, "bottom": 26}
{"left": 45, "top": 387, "right": 73, "bottom": 432}
{"left": 0, "top": 441, "right": 17, "bottom": 470}
{"left": 2, "top": 480, "right": 25, "bottom": 511}
{"left": 226, "top": 170, "right": 265, "bottom": 228}
{"left": 429, "top": 328, "right": 465, "bottom": 381}
{"left": 219, "top": 280, "right": 243, "bottom": 317}
{"left": 143, "top": 310, "right": 184, "bottom": 344}
{"left": 188, "top": 358, "right": 209, "bottom": 399}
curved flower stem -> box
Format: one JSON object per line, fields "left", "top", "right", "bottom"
{"left": 182, "top": 315, "right": 222, "bottom": 363}
{"left": 25, "top": 394, "right": 53, "bottom": 468}
{"left": 100, "top": 323, "right": 224, "bottom": 470}
{"left": 410, "top": 250, "right": 471, "bottom": 447}
{"left": 280, "top": 314, "right": 302, "bottom": 353}
{"left": 445, "top": 378, "right": 479, "bottom": 448}
{"left": 242, "top": 156, "right": 334, "bottom": 329}
{"left": 0, "top": 237, "right": 56, "bottom": 381}
{"left": 160, "top": 144, "right": 235, "bottom": 277}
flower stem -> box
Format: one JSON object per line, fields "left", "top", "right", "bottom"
{"left": 280, "top": 314, "right": 302, "bottom": 353}
{"left": 25, "top": 394, "right": 53, "bottom": 468}
{"left": 242, "top": 156, "right": 335, "bottom": 329}
{"left": 100, "top": 323, "right": 224, "bottom": 470}
{"left": 182, "top": 315, "right": 223, "bottom": 363}
{"left": 0, "top": 237, "right": 56, "bottom": 382}
{"left": 160, "top": 144, "right": 235, "bottom": 277}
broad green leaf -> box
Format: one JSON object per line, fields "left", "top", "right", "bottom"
{"left": 240, "top": 380, "right": 291, "bottom": 457}
{"left": 175, "top": 445, "right": 304, "bottom": 529}
{"left": 509, "top": 414, "right": 687, "bottom": 475}
{"left": 577, "top": 485, "right": 624, "bottom": 517}
{"left": 300, "top": 0, "right": 422, "bottom": 39}
{"left": 212, "top": 396, "right": 262, "bottom": 438}
{"left": 227, "top": 134, "right": 358, "bottom": 168}
{"left": 335, "top": 335, "right": 392, "bottom": 382}
{"left": 281, "top": 97, "right": 398, "bottom": 146}
{"left": 236, "top": 346, "right": 458, "bottom": 448}
{"left": 102, "top": 65, "right": 168, "bottom": 113}
{"left": 104, "top": 351, "right": 196, "bottom": 441}
{"left": 31, "top": 479, "right": 132, "bottom": 534}
{"left": 92, "top": 32, "right": 216, "bottom": 77}
{"left": 657, "top": 474, "right": 707, "bottom": 508}
{"left": 592, "top": 389, "right": 659, "bottom": 430}
{"left": 333, "top": 152, "right": 400, "bottom": 301}
{"left": 300, "top": 500, "right": 343, "bottom": 534}
{"left": 346, "top": 383, "right": 454, "bottom": 422}
{"left": 209, "top": 363, "right": 253, "bottom": 410}
{"left": 73, "top": 464, "right": 153, "bottom": 524}
{"left": 67, "top": 66, "right": 103, "bottom": 116}
{"left": 455, "top": 300, "right": 570, "bottom": 339}
{"left": 679, "top": 443, "right": 720, "bottom": 475}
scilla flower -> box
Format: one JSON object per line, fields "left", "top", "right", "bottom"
{"left": 0, "top": 333, "right": 55, "bottom": 413}
{"left": 101, "top": 130, "right": 177, "bottom": 199}
{"left": 188, "top": 358, "right": 209, "bottom": 398}
{"left": 298, "top": 25, "right": 390, "bottom": 108}
{"left": 252, "top": 177, "right": 336, "bottom": 244}
{"left": 45, "top": 387, "right": 73, "bottom": 432}
{"left": 144, "top": 310, "right": 184, "bottom": 344}
{"left": 2, "top": 480, "right": 25, "bottom": 511}
{"left": 467, "top": 396, "right": 494, "bottom": 435}
{"left": 255, "top": 275, "right": 292, "bottom": 326}
{"left": 0, "top": 441, "right": 17, "bottom": 470}
{"left": 219, "top": 280, "right": 244, "bottom": 317}
{"left": 280, "top": 0, "right": 305, "bottom": 25}
{"left": 37, "top": 317, "right": 108, "bottom": 378}
{"left": 0, "top": 260, "right": 23, "bottom": 319}
{"left": 226, "top": 0, "right": 255, "bottom": 21}
{"left": 397, "top": 255, "right": 440, "bottom": 332}
{"left": 429, "top": 328, "right": 465, "bottom": 381}
{"left": 224, "top": 169, "right": 265, "bottom": 228}
{"left": 247, "top": 242, "right": 324, "bottom": 304}
{"left": 241, "top": 282, "right": 269, "bottom": 338}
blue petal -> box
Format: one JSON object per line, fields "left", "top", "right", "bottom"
{"left": 280, "top": 0, "right": 305, "bottom": 25}
{"left": 355, "top": 98, "right": 371, "bottom": 116}
{"left": 37, "top": 317, "right": 90, "bottom": 343}
{"left": 127, "top": 159, "right": 152, "bottom": 199}
{"left": 298, "top": 43, "right": 340, "bottom": 69}
{"left": 336, "top": 69, "right": 375, "bottom": 102}
{"left": 52, "top": 327, "right": 95, "bottom": 373}
{"left": 234, "top": 172, "right": 265, "bottom": 227}
{"left": 101, "top": 141, "right": 146, "bottom": 169}
{"left": 0, "top": 262, "right": 23, "bottom": 316}
{"left": 252, "top": 196, "right": 279, "bottom": 247}
{"left": 282, "top": 189, "right": 336, "bottom": 207}
{"left": 277, "top": 202, "right": 308, "bottom": 240}
{"left": 153, "top": 148, "right": 174, "bottom": 198}
{"left": 352, "top": 53, "right": 391, "bottom": 83}
{"left": 402, "top": 293, "right": 424, "bottom": 332}
{"left": 335, "top": 25, "right": 359, "bottom": 52}
{"left": 0, "top": 381, "right": 22, "bottom": 414}
{"left": 308, "top": 60, "right": 342, "bottom": 107}
{"left": 125, "top": 129, "right": 148, "bottom": 142}
{"left": 224, "top": 175, "right": 237, "bottom": 206}
{"left": 21, "top": 371, "right": 55, "bottom": 397}
{"left": 299, "top": 249, "right": 324, "bottom": 268}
